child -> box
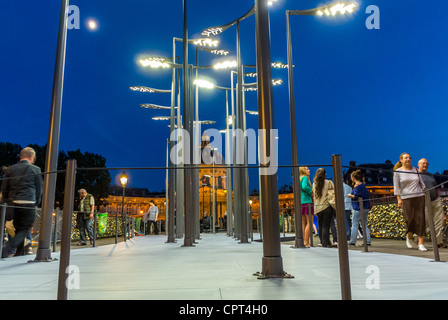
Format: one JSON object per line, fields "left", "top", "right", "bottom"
{"left": 347, "top": 170, "right": 371, "bottom": 246}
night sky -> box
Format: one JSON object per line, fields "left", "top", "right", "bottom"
{"left": 1, "top": 0, "right": 447, "bottom": 193}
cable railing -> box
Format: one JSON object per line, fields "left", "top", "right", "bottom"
{"left": 1, "top": 157, "right": 448, "bottom": 300}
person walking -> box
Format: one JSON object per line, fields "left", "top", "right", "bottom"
{"left": 1, "top": 147, "right": 43, "bottom": 258}
{"left": 393, "top": 152, "right": 427, "bottom": 251}
{"left": 147, "top": 200, "right": 159, "bottom": 235}
{"left": 77, "top": 189, "right": 95, "bottom": 246}
{"left": 347, "top": 170, "right": 371, "bottom": 247}
{"left": 418, "top": 158, "right": 445, "bottom": 248}
{"left": 312, "top": 168, "right": 336, "bottom": 248}
{"left": 299, "top": 166, "right": 313, "bottom": 247}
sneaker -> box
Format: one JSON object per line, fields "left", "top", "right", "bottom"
{"left": 406, "top": 238, "right": 413, "bottom": 248}
{"left": 418, "top": 244, "right": 427, "bottom": 252}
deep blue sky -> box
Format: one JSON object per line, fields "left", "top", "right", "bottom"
{"left": 1, "top": 0, "right": 447, "bottom": 192}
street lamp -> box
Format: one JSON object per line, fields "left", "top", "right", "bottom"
{"left": 286, "top": 2, "right": 358, "bottom": 250}
{"left": 120, "top": 172, "right": 128, "bottom": 242}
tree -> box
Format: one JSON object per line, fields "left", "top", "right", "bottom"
{"left": 0, "top": 141, "right": 111, "bottom": 209}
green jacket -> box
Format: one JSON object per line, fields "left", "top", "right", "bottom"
{"left": 79, "top": 193, "right": 95, "bottom": 219}
{"left": 300, "top": 176, "right": 313, "bottom": 204}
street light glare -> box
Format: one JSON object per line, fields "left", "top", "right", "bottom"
{"left": 213, "top": 60, "right": 237, "bottom": 70}
{"left": 139, "top": 57, "right": 170, "bottom": 69}
{"left": 194, "top": 79, "right": 215, "bottom": 89}
{"left": 316, "top": 2, "right": 358, "bottom": 16}
{"left": 192, "top": 38, "right": 219, "bottom": 47}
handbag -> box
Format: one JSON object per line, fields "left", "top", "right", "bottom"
{"left": 327, "top": 180, "right": 337, "bottom": 210}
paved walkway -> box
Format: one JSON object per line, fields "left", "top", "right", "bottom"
{"left": 1, "top": 233, "right": 448, "bottom": 301}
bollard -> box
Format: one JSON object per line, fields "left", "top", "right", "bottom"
{"left": 92, "top": 212, "right": 97, "bottom": 247}
{"left": 115, "top": 211, "right": 119, "bottom": 244}
{"left": 52, "top": 208, "right": 59, "bottom": 253}
{"left": 359, "top": 198, "right": 368, "bottom": 253}
{"left": 332, "top": 154, "right": 352, "bottom": 300}
{"left": 57, "top": 159, "right": 77, "bottom": 300}
{"left": 0, "top": 204, "right": 6, "bottom": 258}
{"left": 424, "top": 190, "right": 441, "bottom": 262}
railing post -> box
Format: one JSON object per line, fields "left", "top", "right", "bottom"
{"left": 359, "top": 198, "right": 368, "bottom": 253}
{"left": 424, "top": 189, "right": 441, "bottom": 262}
{"left": 92, "top": 211, "right": 97, "bottom": 247}
{"left": 57, "top": 159, "right": 77, "bottom": 300}
{"left": 52, "top": 208, "right": 59, "bottom": 252}
{"left": 332, "top": 154, "right": 352, "bottom": 300}
{"left": 0, "top": 204, "right": 6, "bottom": 258}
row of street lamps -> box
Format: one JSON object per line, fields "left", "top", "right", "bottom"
{"left": 36, "top": 0, "right": 358, "bottom": 295}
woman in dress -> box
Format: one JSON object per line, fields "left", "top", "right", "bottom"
{"left": 393, "top": 152, "right": 427, "bottom": 251}
{"left": 300, "top": 166, "right": 313, "bottom": 247}
{"left": 313, "top": 168, "right": 336, "bottom": 247}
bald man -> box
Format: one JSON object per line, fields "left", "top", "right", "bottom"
{"left": 418, "top": 158, "right": 445, "bottom": 247}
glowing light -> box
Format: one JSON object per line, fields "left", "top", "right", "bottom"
{"left": 194, "top": 79, "right": 215, "bottom": 89}
{"left": 317, "top": 2, "right": 358, "bottom": 17}
{"left": 138, "top": 57, "right": 170, "bottom": 69}
{"left": 192, "top": 38, "right": 219, "bottom": 47}
{"left": 86, "top": 19, "right": 98, "bottom": 31}
{"left": 213, "top": 60, "right": 237, "bottom": 70}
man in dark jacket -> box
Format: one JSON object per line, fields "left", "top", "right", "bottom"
{"left": 1, "top": 147, "right": 43, "bottom": 258}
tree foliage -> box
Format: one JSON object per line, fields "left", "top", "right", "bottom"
{"left": 0, "top": 142, "right": 111, "bottom": 208}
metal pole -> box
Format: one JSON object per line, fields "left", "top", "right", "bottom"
{"left": 0, "top": 204, "right": 6, "bottom": 257}
{"left": 286, "top": 11, "right": 305, "bottom": 248}
{"left": 236, "top": 21, "right": 249, "bottom": 244}
{"left": 52, "top": 208, "right": 59, "bottom": 252}
{"left": 254, "top": 0, "right": 290, "bottom": 279}
{"left": 122, "top": 186, "right": 126, "bottom": 242}
{"left": 332, "top": 154, "right": 352, "bottom": 300}
{"left": 182, "top": 0, "right": 194, "bottom": 247}
{"left": 115, "top": 210, "right": 119, "bottom": 244}
{"left": 57, "top": 159, "right": 76, "bottom": 300}
{"left": 92, "top": 212, "right": 97, "bottom": 247}
{"left": 424, "top": 189, "right": 441, "bottom": 262}
{"left": 225, "top": 90, "right": 233, "bottom": 237}
{"left": 359, "top": 198, "right": 368, "bottom": 252}
{"left": 35, "top": 0, "right": 69, "bottom": 262}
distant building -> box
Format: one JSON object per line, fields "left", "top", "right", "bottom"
{"left": 344, "top": 160, "right": 395, "bottom": 201}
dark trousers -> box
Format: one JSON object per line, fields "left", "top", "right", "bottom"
{"left": 317, "top": 206, "right": 334, "bottom": 247}
{"left": 148, "top": 220, "right": 158, "bottom": 235}
{"left": 2, "top": 204, "right": 35, "bottom": 258}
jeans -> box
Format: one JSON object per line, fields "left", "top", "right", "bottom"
{"left": 79, "top": 217, "right": 94, "bottom": 244}
{"left": 350, "top": 209, "right": 370, "bottom": 244}
{"left": 2, "top": 204, "right": 35, "bottom": 258}
{"left": 345, "top": 210, "right": 352, "bottom": 238}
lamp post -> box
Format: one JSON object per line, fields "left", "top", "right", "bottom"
{"left": 35, "top": 0, "right": 69, "bottom": 262}
{"left": 254, "top": 0, "right": 291, "bottom": 279}
{"left": 285, "top": 2, "right": 358, "bottom": 249}
{"left": 120, "top": 171, "right": 128, "bottom": 243}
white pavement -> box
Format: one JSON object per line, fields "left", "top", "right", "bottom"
{"left": 1, "top": 233, "right": 448, "bottom": 300}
